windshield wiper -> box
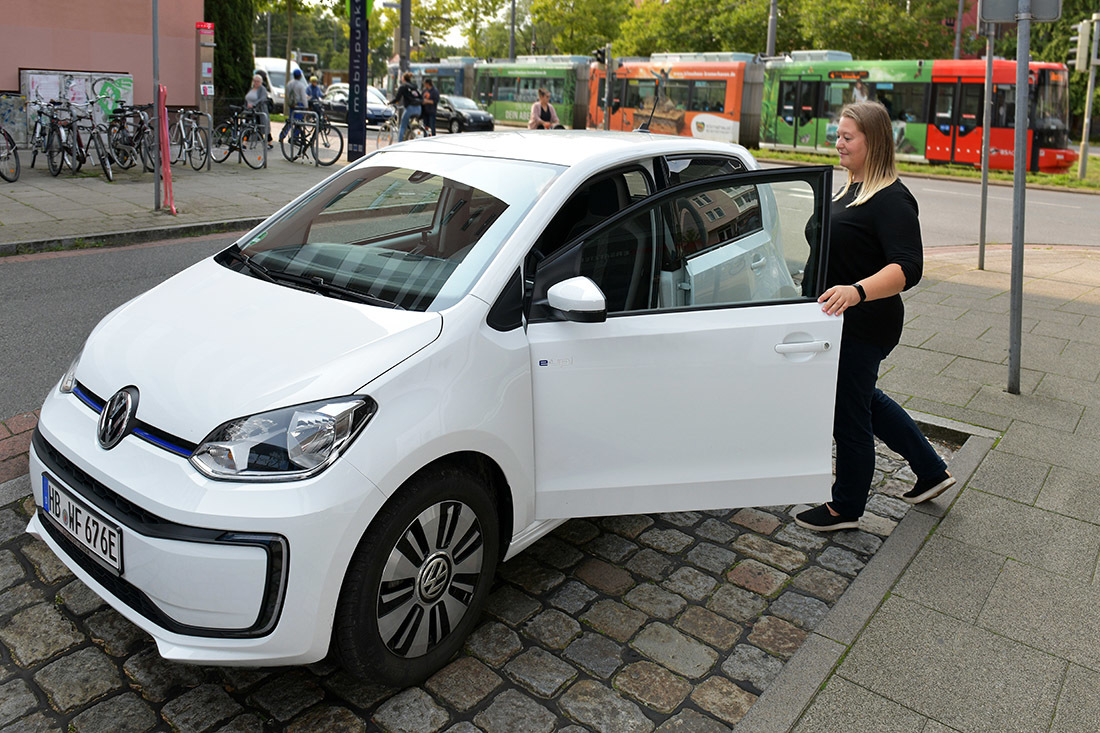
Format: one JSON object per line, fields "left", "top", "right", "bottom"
{"left": 264, "top": 270, "right": 405, "bottom": 309}
{"left": 223, "top": 247, "right": 278, "bottom": 284}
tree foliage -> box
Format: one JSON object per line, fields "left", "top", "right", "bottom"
{"left": 206, "top": 0, "right": 257, "bottom": 101}
{"left": 530, "top": 0, "right": 632, "bottom": 55}
{"left": 438, "top": 0, "right": 507, "bottom": 58}
{"left": 797, "top": 0, "right": 959, "bottom": 59}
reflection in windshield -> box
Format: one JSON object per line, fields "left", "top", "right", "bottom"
{"left": 225, "top": 152, "right": 561, "bottom": 311}
{"left": 449, "top": 96, "right": 480, "bottom": 110}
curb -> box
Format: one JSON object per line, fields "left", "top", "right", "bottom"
{"left": 0, "top": 216, "right": 264, "bottom": 257}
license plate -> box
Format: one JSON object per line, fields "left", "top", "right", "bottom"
{"left": 41, "top": 475, "right": 123, "bottom": 573}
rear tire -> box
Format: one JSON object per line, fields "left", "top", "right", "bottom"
{"left": 333, "top": 467, "right": 499, "bottom": 687}
{"left": 188, "top": 127, "right": 209, "bottom": 170}
{"left": 46, "top": 127, "right": 64, "bottom": 176}
{"left": 314, "top": 123, "right": 343, "bottom": 166}
{"left": 211, "top": 123, "right": 233, "bottom": 163}
{"left": 241, "top": 126, "right": 265, "bottom": 169}
{"left": 92, "top": 134, "right": 112, "bottom": 182}
{"left": 375, "top": 124, "right": 394, "bottom": 149}
{"left": 449, "top": 119, "right": 461, "bottom": 135}
{"left": 168, "top": 123, "right": 184, "bottom": 164}
{"left": 0, "top": 130, "right": 19, "bottom": 182}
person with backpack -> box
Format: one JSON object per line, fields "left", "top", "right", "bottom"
{"left": 390, "top": 71, "right": 422, "bottom": 142}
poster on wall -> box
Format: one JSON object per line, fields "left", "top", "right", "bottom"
{"left": 19, "top": 70, "right": 134, "bottom": 136}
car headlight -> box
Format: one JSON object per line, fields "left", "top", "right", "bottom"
{"left": 59, "top": 349, "right": 83, "bottom": 394}
{"left": 190, "top": 397, "right": 377, "bottom": 481}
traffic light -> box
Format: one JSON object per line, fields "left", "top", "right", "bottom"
{"left": 1070, "top": 19, "right": 1091, "bottom": 70}
{"left": 592, "top": 47, "right": 606, "bottom": 65}
{"left": 412, "top": 27, "right": 421, "bottom": 48}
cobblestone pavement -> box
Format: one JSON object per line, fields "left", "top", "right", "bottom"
{"left": 0, "top": 437, "right": 955, "bottom": 733}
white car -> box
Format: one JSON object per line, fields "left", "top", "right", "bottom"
{"left": 27, "top": 131, "right": 840, "bottom": 686}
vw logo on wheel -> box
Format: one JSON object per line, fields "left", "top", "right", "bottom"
{"left": 417, "top": 552, "right": 452, "bottom": 603}
{"left": 97, "top": 386, "right": 139, "bottom": 450}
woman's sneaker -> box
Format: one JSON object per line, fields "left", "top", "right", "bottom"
{"left": 901, "top": 471, "right": 956, "bottom": 505}
{"left": 794, "top": 504, "right": 861, "bottom": 532}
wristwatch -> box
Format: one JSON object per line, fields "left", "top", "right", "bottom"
{"left": 853, "top": 283, "right": 867, "bottom": 302}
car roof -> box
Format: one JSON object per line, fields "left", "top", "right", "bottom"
{"left": 381, "top": 129, "right": 752, "bottom": 168}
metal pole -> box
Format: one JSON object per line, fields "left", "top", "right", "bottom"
{"left": 979, "top": 24, "right": 994, "bottom": 270}
{"left": 766, "top": 0, "right": 778, "bottom": 57}
{"left": 1079, "top": 13, "right": 1099, "bottom": 180}
{"left": 603, "top": 44, "right": 612, "bottom": 131}
{"left": 1007, "top": 0, "right": 1030, "bottom": 395}
{"left": 153, "top": 0, "right": 160, "bottom": 211}
{"left": 266, "top": 12, "right": 272, "bottom": 57}
{"left": 953, "top": 0, "right": 966, "bottom": 59}
{"left": 399, "top": 0, "right": 410, "bottom": 73}
{"left": 509, "top": 0, "right": 516, "bottom": 61}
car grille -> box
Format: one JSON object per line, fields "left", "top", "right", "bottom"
{"left": 74, "top": 381, "right": 198, "bottom": 458}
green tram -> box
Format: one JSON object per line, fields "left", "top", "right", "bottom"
{"left": 474, "top": 56, "right": 591, "bottom": 129}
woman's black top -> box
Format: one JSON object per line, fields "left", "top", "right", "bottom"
{"left": 828, "top": 179, "right": 923, "bottom": 350}
{"left": 539, "top": 104, "right": 552, "bottom": 123}
{"left": 393, "top": 82, "right": 420, "bottom": 108}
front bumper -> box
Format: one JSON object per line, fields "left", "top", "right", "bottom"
{"left": 27, "top": 387, "right": 387, "bottom": 665}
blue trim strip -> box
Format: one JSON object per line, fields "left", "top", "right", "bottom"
{"left": 73, "top": 386, "right": 103, "bottom": 413}
{"left": 42, "top": 475, "right": 50, "bottom": 511}
{"left": 132, "top": 428, "right": 193, "bottom": 458}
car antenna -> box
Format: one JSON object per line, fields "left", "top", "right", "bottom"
{"left": 635, "top": 70, "right": 662, "bottom": 133}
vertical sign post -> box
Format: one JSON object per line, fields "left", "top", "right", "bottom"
{"left": 979, "top": 23, "right": 995, "bottom": 270}
{"left": 196, "top": 22, "right": 215, "bottom": 121}
{"left": 153, "top": 0, "right": 161, "bottom": 211}
{"left": 347, "top": 0, "right": 369, "bottom": 161}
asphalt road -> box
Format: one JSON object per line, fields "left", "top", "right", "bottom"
{"left": 1, "top": 176, "right": 1096, "bottom": 420}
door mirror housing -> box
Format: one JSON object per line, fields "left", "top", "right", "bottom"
{"left": 547, "top": 277, "right": 607, "bottom": 323}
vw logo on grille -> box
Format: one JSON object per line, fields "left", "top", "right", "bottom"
{"left": 418, "top": 552, "right": 452, "bottom": 603}
{"left": 97, "top": 386, "right": 139, "bottom": 450}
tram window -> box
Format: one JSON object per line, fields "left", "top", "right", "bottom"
{"left": 874, "top": 83, "right": 928, "bottom": 123}
{"left": 992, "top": 86, "right": 1016, "bottom": 128}
{"left": 596, "top": 78, "right": 605, "bottom": 108}
{"left": 626, "top": 80, "right": 657, "bottom": 109}
{"left": 959, "top": 84, "right": 984, "bottom": 132}
{"left": 823, "top": 82, "right": 848, "bottom": 121}
{"left": 666, "top": 80, "right": 691, "bottom": 110}
{"left": 933, "top": 84, "right": 955, "bottom": 129}
{"left": 477, "top": 76, "right": 493, "bottom": 105}
{"left": 436, "top": 77, "right": 456, "bottom": 95}
{"left": 779, "top": 81, "right": 797, "bottom": 123}
{"left": 690, "top": 81, "right": 726, "bottom": 113}
{"left": 497, "top": 77, "right": 518, "bottom": 102}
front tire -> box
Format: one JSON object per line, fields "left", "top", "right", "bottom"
{"left": 449, "top": 118, "right": 461, "bottom": 135}
{"left": 333, "top": 467, "right": 499, "bottom": 687}
{"left": 0, "top": 130, "right": 19, "bottom": 182}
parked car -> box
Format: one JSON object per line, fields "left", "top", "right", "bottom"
{"left": 321, "top": 83, "right": 393, "bottom": 126}
{"left": 28, "top": 131, "right": 838, "bottom": 688}
{"left": 436, "top": 94, "right": 494, "bottom": 133}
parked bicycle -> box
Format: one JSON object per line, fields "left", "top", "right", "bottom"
{"left": 107, "top": 102, "right": 155, "bottom": 172}
{"left": 69, "top": 97, "right": 115, "bottom": 182}
{"left": 280, "top": 101, "right": 343, "bottom": 166}
{"left": 168, "top": 108, "right": 210, "bottom": 171}
{"left": 26, "top": 97, "right": 58, "bottom": 170}
{"left": 0, "top": 122, "right": 19, "bottom": 182}
{"left": 374, "top": 106, "right": 425, "bottom": 149}
{"left": 211, "top": 106, "right": 265, "bottom": 169}
{"left": 44, "top": 100, "right": 80, "bottom": 177}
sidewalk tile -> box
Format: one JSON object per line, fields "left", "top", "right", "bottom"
{"left": 967, "top": 384, "right": 1083, "bottom": 432}
{"left": 938, "top": 489, "right": 1100, "bottom": 581}
{"left": 922, "top": 332, "right": 1008, "bottom": 364}
{"left": 1035, "top": 466, "right": 1100, "bottom": 526}
{"left": 968, "top": 451, "right": 1050, "bottom": 505}
{"left": 1076, "top": 406, "right": 1100, "bottom": 437}
{"left": 939, "top": 293, "right": 1012, "bottom": 314}
{"left": 898, "top": 301, "right": 970, "bottom": 321}
{"left": 1035, "top": 372, "right": 1100, "bottom": 408}
{"left": 881, "top": 345, "right": 955, "bottom": 374}
{"left": 901, "top": 397, "right": 1013, "bottom": 433}
{"left": 997, "top": 421, "right": 1100, "bottom": 476}
{"left": 892, "top": 534, "right": 1005, "bottom": 622}
{"left": 978, "top": 560, "right": 1100, "bottom": 671}
{"left": 941, "top": 356, "right": 1043, "bottom": 393}
{"left": 791, "top": 677, "right": 925, "bottom": 733}
{"left": 1023, "top": 278, "right": 1094, "bottom": 305}
{"left": 876, "top": 366, "right": 980, "bottom": 407}
{"left": 1051, "top": 665, "right": 1100, "bottom": 733}
{"left": 839, "top": 595, "right": 1064, "bottom": 733}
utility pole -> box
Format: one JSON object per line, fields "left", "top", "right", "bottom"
{"left": 399, "top": 0, "right": 410, "bottom": 73}
{"left": 266, "top": 12, "right": 271, "bottom": 57}
{"left": 509, "top": 0, "right": 516, "bottom": 60}
{"left": 766, "top": 0, "right": 778, "bottom": 56}
{"left": 1079, "top": 13, "right": 1099, "bottom": 179}
{"left": 979, "top": 23, "right": 995, "bottom": 270}
{"left": 953, "top": 0, "right": 966, "bottom": 59}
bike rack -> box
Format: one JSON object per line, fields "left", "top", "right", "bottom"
{"left": 256, "top": 111, "right": 269, "bottom": 168}
{"left": 294, "top": 109, "right": 321, "bottom": 166}
{"left": 197, "top": 111, "right": 214, "bottom": 172}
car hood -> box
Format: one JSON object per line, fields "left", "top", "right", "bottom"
{"left": 77, "top": 257, "right": 442, "bottom": 443}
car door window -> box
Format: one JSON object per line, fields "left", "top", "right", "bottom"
{"left": 530, "top": 166, "right": 831, "bottom": 319}
{"left": 666, "top": 156, "right": 745, "bottom": 187}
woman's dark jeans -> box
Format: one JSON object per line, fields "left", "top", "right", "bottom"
{"left": 830, "top": 339, "right": 947, "bottom": 517}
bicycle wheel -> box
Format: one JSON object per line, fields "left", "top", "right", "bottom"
{"left": 46, "top": 126, "right": 64, "bottom": 176}
{"left": 314, "top": 123, "right": 343, "bottom": 166}
{"left": 109, "top": 127, "right": 135, "bottom": 169}
{"left": 0, "top": 129, "right": 19, "bottom": 182}
{"left": 92, "top": 132, "right": 113, "bottom": 182}
{"left": 211, "top": 123, "right": 233, "bottom": 163}
{"left": 168, "top": 122, "right": 185, "bottom": 164}
{"left": 188, "top": 126, "right": 209, "bottom": 170}
{"left": 375, "top": 123, "right": 394, "bottom": 149}
{"left": 280, "top": 124, "right": 301, "bottom": 162}
{"left": 140, "top": 129, "right": 156, "bottom": 172}
{"left": 30, "top": 122, "right": 42, "bottom": 169}
{"left": 241, "top": 125, "right": 266, "bottom": 169}
{"left": 65, "top": 130, "right": 83, "bottom": 174}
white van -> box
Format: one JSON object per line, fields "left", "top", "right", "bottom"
{"left": 254, "top": 57, "right": 302, "bottom": 108}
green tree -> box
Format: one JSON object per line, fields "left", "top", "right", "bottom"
{"left": 207, "top": 0, "right": 257, "bottom": 101}
{"left": 530, "top": 0, "right": 631, "bottom": 55}
{"left": 711, "top": 0, "right": 808, "bottom": 55}
{"left": 797, "top": 0, "right": 958, "bottom": 59}
{"left": 438, "top": 0, "right": 506, "bottom": 58}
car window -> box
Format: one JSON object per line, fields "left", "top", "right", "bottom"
{"left": 529, "top": 167, "right": 830, "bottom": 319}
{"left": 666, "top": 156, "right": 746, "bottom": 187}
{"left": 229, "top": 151, "right": 562, "bottom": 311}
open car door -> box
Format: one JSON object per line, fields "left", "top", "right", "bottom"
{"left": 526, "top": 166, "right": 840, "bottom": 519}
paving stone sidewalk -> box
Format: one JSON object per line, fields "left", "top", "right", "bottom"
{"left": 0, "top": 430, "right": 956, "bottom": 733}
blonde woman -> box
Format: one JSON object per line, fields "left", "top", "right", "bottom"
{"left": 796, "top": 102, "right": 953, "bottom": 532}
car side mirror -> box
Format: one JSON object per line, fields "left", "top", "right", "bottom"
{"left": 546, "top": 276, "right": 606, "bottom": 323}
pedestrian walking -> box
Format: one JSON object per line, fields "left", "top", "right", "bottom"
{"left": 280, "top": 68, "right": 308, "bottom": 144}
{"left": 528, "top": 88, "right": 561, "bottom": 129}
{"left": 389, "top": 71, "right": 422, "bottom": 143}
{"left": 421, "top": 79, "right": 440, "bottom": 135}
{"left": 795, "top": 101, "right": 954, "bottom": 532}
{"left": 245, "top": 73, "right": 272, "bottom": 147}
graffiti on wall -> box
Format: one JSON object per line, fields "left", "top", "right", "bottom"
{"left": 17, "top": 70, "right": 134, "bottom": 139}
{"left": 0, "top": 95, "right": 27, "bottom": 144}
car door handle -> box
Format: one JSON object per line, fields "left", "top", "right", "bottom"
{"left": 775, "top": 340, "right": 831, "bottom": 354}
{"left": 751, "top": 254, "right": 766, "bottom": 272}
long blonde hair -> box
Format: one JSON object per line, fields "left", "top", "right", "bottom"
{"left": 833, "top": 102, "right": 898, "bottom": 207}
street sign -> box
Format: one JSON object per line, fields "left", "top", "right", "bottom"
{"left": 979, "top": 0, "right": 1061, "bottom": 23}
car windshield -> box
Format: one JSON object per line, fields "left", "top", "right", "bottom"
{"left": 368, "top": 87, "right": 388, "bottom": 106}
{"left": 449, "top": 96, "right": 480, "bottom": 110}
{"left": 228, "top": 150, "right": 562, "bottom": 311}
{"left": 268, "top": 71, "right": 286, "bottom": 89}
